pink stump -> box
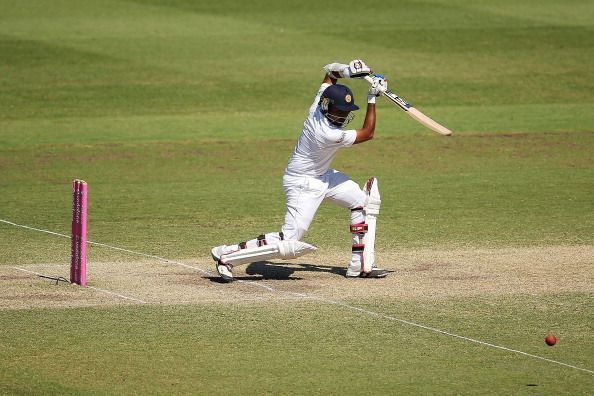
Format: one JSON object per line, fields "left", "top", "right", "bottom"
{"left": 71, "top": 180, "right": 88, "bottom": 286}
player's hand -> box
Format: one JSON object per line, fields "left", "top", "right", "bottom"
{"left": 368, "top": 74, "right": 388, "bottom": 96}
{"left": 347, "top": 59, "right": 372, "bottom": 78}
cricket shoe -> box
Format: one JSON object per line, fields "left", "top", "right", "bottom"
{"left": 210, "top": 245, "right": 226, "bottom": 262}
{"left": 345, "top": 266, "right": 389, "bottom": 279}
{"left": 211, "top": 246, "right": 234, "bottom": 282}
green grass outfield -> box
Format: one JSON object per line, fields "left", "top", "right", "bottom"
{"left": 1, "top": 0, "right": 593, "bottom": 394}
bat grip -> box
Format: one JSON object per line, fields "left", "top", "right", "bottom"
{"left": 363, "top": 74, "right": 388, "bottom": 99}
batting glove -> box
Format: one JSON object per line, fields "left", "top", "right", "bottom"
{"left": 368, "top": 74, "right": 388, "bottom": 96}
{"left": 347, "top": 59, "right": 373, "bottom": 78}
{"left": 324, "top": 60, "right": 373, "bottom": 79}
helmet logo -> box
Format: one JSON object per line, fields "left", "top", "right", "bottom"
{"left": 345, "top": 94, "right": 352, "bottom": 103}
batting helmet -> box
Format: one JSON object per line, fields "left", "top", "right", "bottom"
{"left": 319, "top": 84, "right": 360, "bottom": 113}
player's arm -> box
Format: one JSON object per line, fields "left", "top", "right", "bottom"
{"left": 354, "top": 102, "right": 376, "bottom": 144}
{"left": 354, "top": 75, "right": 388, "bottom": 144}
{"left": 322, "top": 73, "right": 336, "bottom": 85}
{"left": 323, "top": 59, "right": 372, "bottom": 85}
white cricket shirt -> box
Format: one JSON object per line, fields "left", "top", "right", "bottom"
{"left": 285, "top": 83, "right": 357, "bottom": 177}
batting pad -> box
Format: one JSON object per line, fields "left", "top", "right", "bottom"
{"left": 220, "top": 240, "right": 317, "bottom": 267}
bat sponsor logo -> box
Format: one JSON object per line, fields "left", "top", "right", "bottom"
{"left": 386, "top": 92, "right": 411, "bottom": 110}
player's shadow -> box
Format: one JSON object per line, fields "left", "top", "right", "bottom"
{"left": 206, "top": 261, "right": 346, "bottom": 283}
{"left": 245, "top": 261, "right": 346, "bottom": 280}
{"left": 207, "top": 261, "right": 394, "bottom": 283}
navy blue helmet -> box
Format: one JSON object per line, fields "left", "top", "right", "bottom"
{"left": 319, "top": 84, "right": 359, "bottom": 127}
{"left": 319, "top": 84, "right": 359, "bottom": 112}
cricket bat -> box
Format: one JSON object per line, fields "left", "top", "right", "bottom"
{"left": 364, "top": 75, "right": 452, "bottom": 136}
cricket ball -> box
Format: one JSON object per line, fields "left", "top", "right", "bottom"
{"left": 545, "top": 335, "right": 557, "bottom": 346}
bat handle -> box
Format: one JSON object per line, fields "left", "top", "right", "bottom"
{"left": 363, "top": 74, "right": 385, "bottom": 83}
{"left": 363, "top": 75, "right": 387, "bottom": 97}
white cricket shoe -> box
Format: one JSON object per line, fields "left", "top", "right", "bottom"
{"left": 346, "top": 266, "right": 389, "bottom": 279}
{"left": 211, "top": 245, "right": 226, "bottom": 261}
{"left": 211, "top": 246, "right": 234, "bottom": 282}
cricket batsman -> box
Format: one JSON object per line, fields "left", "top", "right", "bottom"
{"left": 211, "top": 60, "right": 389, "bottom": 282}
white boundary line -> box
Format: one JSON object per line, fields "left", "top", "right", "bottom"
{"left": 2, "top": 218, "right": 593, "bottom": 375}
{"left": 11, "top": 266, "right": 147, "bottom": 304}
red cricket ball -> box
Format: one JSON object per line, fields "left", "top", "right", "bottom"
{"left": 545, "top": 335, "right": 557, "bottom": 346}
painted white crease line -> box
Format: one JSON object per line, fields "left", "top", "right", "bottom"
{"left": 11, "top": 267, "right": 147, "bottom": 304}
{"left": 0, "top": 218, "right": 210, "bottom": 275}
{"left": 236, "top": 279, "right": 275, "bottom": 291}
{"left": 2, "top": 219, "right": 273, "bottom": 294}
{"left": 82, "top": 244, "right": 276, "bottom": 296}
{"left": 86, "top": 286, "right": 147, "bottom": 304}
{"left": 86, "top": 240, "right": 211, "bottom": 275}
{"left": 4, "top": 218, "right": 593, "bottom": 375}
{"left": 1, "top": 219, "right": 279, "bottom": 297}
{"left": 309, "top": 296, "right": 594, "bottom": 375}
{"left": 11, "top": 266, "right": 49, "bottom": 277}
{"left": 1, "top": 219, "right": 71, "bottom": 239}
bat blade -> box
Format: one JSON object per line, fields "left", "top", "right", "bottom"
{"left": 363, "top": 75, "right": 452, "bottom": 136}
{"left": 406, "top": 107, "right": 452, "bottom": 136}
{"left": 382, "top": 90, "right": 452, "bottom": 136}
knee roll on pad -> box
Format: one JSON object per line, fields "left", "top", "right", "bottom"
{"left": 364, "top": 177, "right": 381, "bottom": 216}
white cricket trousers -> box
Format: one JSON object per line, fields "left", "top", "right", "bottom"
{"left": 281, "top": 169, "right": 366, "bottom": 241}
{"left": 223, "top": 169, "right": 366, "bottom": 269}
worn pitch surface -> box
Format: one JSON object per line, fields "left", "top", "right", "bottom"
{"left": 2, "top": 246, "right": 592, "bottom": 309}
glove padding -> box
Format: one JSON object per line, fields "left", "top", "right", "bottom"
{"left": 368, "top": 75, "right": 388, "bottom": 96}
{"left": 323, "top": 59, "right": 372, "bottom": 79}
{"left": 347, "top": 59, "right": 372, "bottom": 78}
